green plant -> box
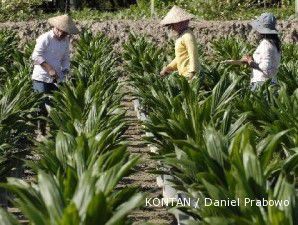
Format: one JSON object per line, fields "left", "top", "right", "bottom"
{"left": 72, "top": 30, "right": 118, "bottom": 84}
{"left": 123, "top": 33, "right": 168, "bottom": 75}
{"left": 1, "top": 160, "right": 143, "bottom": 225}
{"left": 0, "top": 73, "right": 39, "bottom": 181}
{"left": 0, "top": 30, "right": 19, "bottom": 85}
{"left": 169, "top": 128, "right": 298, "bottom": 225}
{"left": 127, "top": 34, "right": 298, "bottom": 224}
{"left": 133, "top": 74, "right": 298, "bottom": 224}
{"left": 0, "top": 28, "right": 147, "bottom": 224}
{"left": 211, "top": 37, "right": 253, "bottom": 63}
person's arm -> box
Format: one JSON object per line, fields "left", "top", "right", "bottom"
{"left": 242, "top": 55, "right": 260, "bottom": 70}
{"left": 167, "top": 58, "right": 178, "bottom": 71}
{"left": 160, "top": 58, "right": 177, "bottom": 77}
{"left": 242, "top": 42, "right": 275, "bottom": 77}
{"left": 184, "top": 33, "right": 199, "bottom": 78}
{"left": 41, "top": 62, "right": 57, "bottom": 77}
{"left": 31, "top": 35, "right": 57, "bottom": 79}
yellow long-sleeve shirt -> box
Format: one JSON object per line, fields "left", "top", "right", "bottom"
{"left": 167, "top": 29, "right": 199, "bottom": 77}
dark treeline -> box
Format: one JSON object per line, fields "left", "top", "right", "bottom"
{"left": 37, "top": 0, "right": 293, "bottom": 14}
{"left": 42, "top": 0, "right": 137, "bottom": 13}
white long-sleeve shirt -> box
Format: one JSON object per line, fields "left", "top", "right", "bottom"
{"left": 251, "top": 39, "right": 281, "bottom": 83}
{"left": 31, "top": 30, "right": 70, "bottom": 83}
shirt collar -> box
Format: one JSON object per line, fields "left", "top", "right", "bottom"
{"left": 178, "top": 28, "right": 190, "bottom": 37}
{"left": 49, "top": 29, "right": 69, "bottom": 42}
{"left": 49, "top": 29, "right": 55, "bottom": 38}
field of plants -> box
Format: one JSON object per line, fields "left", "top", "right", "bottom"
{"left": 124, "top": 34, "right": 298, "bottom": 224}
{"left": 0, "top": 30, "right": 146, "bottom": 224}
{"left": 0, "top": 25, "right": 297, "bottom": 225}
{"left": 0, "top": 0, "right": 295, "bottom": 21}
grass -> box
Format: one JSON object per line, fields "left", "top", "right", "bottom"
{"left": 232, "top": 5, "right": 295, "bottom": 20}
{"left": 0, "top": 1, "right": 295, "bottom": 22}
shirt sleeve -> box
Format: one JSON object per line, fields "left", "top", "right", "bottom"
{"left": 31, "top": 34, "right": 49, "bottom": 65}
{"left": 183, "top": 33, "right": 199, "bottom": 73}
{"left": 61, "top": 43, "right": 70, "bottom": 72}
{"left": 167, "top": 58, "right": 178, "bottom": 70}
{"left": 255, "top": 41, "right": 278, "bottom": 78}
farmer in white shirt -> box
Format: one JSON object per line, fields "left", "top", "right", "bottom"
{"left": 31, "top": 14, "right": 79, "bottom": 136}
{"left": 241, "top": 13, "right": 281, "bottom": 91}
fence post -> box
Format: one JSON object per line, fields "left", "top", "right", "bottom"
{"left": 150, "top": 0, "right": 155, "bottom": 18}
{"left": 296, "top": 0, "right": 298, "bottom": 17}
{"left": 65, "top": 0, "right": 70, "bottom": 13}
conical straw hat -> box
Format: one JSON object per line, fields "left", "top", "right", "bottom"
{"left": 48, "top": 14, "right": 79, "bottom": 34}
{"left": 160, "top": 6, "right": 194, "bottom": 26}
{"left": 250, "top": 13, "right": 278, "bottom": 34}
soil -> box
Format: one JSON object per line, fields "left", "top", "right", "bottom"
{"left": 0, "top": 19, "right": 296, "bottom": 51}
{"left": 119, "top": 76, "right": 176, "bottom": 224}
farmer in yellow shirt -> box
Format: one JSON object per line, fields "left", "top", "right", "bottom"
{"left": 160, "top": 6, "right": 199, "bottom": 80}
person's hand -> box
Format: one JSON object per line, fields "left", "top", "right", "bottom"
{"left": 41, "top": 62, "right": 58, "bottom": 79}
{"left": 188, "top": 72, "right": 196, "bottom": 80}
{"left": 241, "top": 55, "right": 253, "bottom": 65}
{"left": 49, "top": 69, "right": 59, "bottom": 83}
{"left": 48, "top": 69, "right": 58, "bottom": 79}
{"left": 160, "top": 67, "right": 172, "bottom": 77}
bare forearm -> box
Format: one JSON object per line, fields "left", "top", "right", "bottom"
{"left": 39, "top": 62, "right": 57, "bottom": 79}
{"left": 247, "top": 60, "right": 263, "bottom": 73}
{"left": 160, "top": 66, "right": 174, "bottom": 77}
{"left": 40, "top": 62, "right": 53, "bottom": 73}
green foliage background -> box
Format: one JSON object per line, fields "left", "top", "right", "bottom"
{"left": 0, "top": 0, "right": 295, "bottom": 21}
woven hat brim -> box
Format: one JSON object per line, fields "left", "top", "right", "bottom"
{"left": 160, "top": 18, "right": 192, "bottom": 26}
{"left": 48, "top": 17, "right": 79, "bottom": 35}
{"left": 250, "top": 20, "right": 278, "bottom": 34}
{"left": 160, "top": 6, "right": 194, "bottom": 26}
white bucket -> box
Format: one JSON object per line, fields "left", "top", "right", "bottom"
{"left": 162, "top": 175, "right": 177, "bottom": 199}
